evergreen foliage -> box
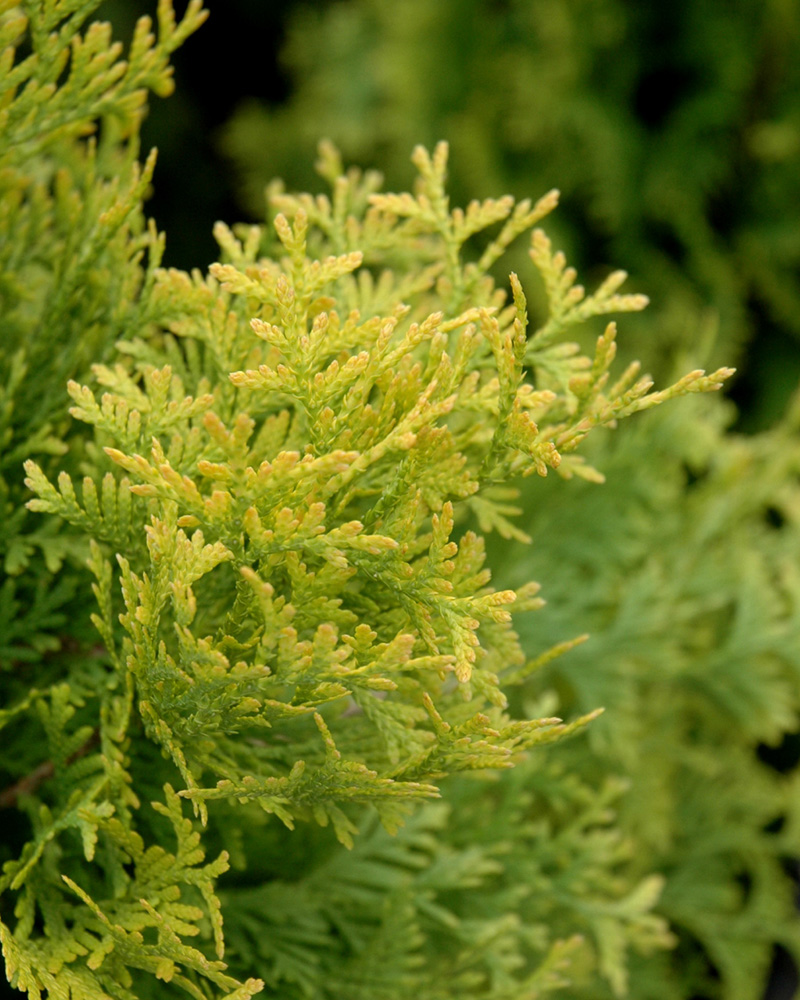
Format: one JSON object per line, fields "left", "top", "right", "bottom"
{"left": 4, "top": 4, "right": 788, "bottom": 1000}
{"left": 11, "top": 110, "right": 730, "bottom": 992}
{"left": 500, "top": 387, "right": 800, "bottom": 999}
{"left": 0, "top": 0, "right": 207, "bottom": 662}
{"left": 212, "top": 3, "right": 800, "bottom": 995}
{"left": 220, "top": 0, "right": 800, "bottom": 415}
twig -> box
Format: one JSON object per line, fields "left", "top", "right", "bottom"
{"left": 0, "top": 730, "right": 100, "bottom": 808}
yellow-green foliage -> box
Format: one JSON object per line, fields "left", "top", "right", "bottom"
{"left": 212, "top": 2, "right": 800, "bottom": 996}
{"left": 23, "top": 138, "right": 730, "bottom": 837}
{"left": 1, "top": 5, "right": 742, "bottom": 1000}
{"left": 220, "top": 0, "right": 800, "bottom": 405}
{"left": 0, "top": 0, "right": 207, "bottom": 659}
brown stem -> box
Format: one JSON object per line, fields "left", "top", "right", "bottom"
{"left": 0, "top": 730, "right": 100, "bottom": 809}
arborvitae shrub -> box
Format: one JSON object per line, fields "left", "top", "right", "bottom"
{"left": 8, "top": 4, "right": 792, "bottom": 1000}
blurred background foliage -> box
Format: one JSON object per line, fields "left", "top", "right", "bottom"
{"left": 86, "top": 1, "right": 800, "bottom": 997}
{"left": 100, "top": 0, "right": 800, "bottom": 432}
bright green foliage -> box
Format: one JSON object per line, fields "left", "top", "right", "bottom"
{"left": 0, "top": 4, "right": 744, "bottom": 1000}
{"left": 0, "top": 0, "right": 207, "bottom": 662}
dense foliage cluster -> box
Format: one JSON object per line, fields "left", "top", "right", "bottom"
{"left": 1, "top": 4, "right": 796, "bottom": 1000}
